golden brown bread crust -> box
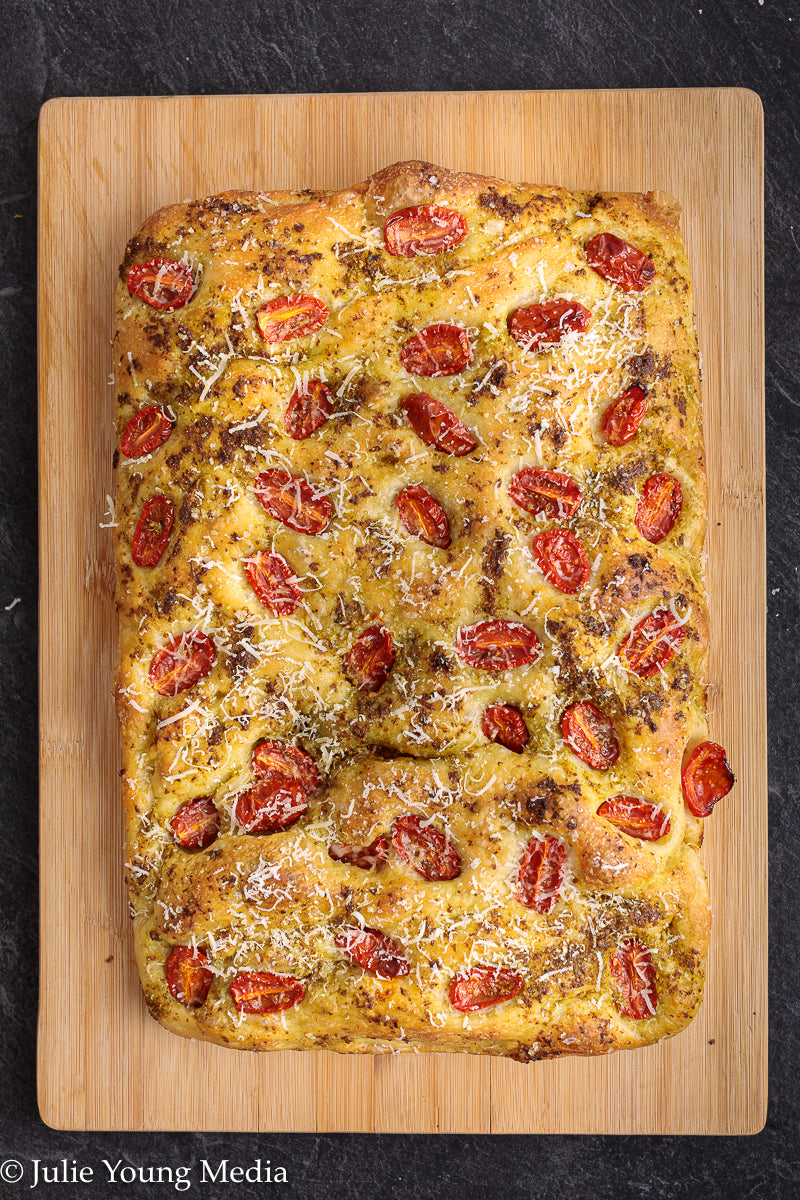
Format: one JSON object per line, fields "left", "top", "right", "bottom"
{"left": 114, "top": 160, "right": 710, "bottom": 1057}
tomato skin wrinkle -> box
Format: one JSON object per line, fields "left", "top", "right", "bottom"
{"left": 254, "top": 469, "right": 333, "bottom": 535}
{"left": 244, "top": 550, "right": 301, "bottom": 615}
{"left": 450, "top": 965, "right": 523, "bottom": 1012}
{"left": 170, "top": 796, "right": 220, "bottom": 849}
{"left": 509, "top": 467, "right": 582, "bottom": 519}
{"left": 148, "top": 631, "right": 215, "bottom": 696}
{"left": 620, "top": 609, "right": 686, "bottom": 678}
{"left": 328, "top": 836, "right": 389, "bottom": 870}
{"left": 532, "top": 528, "right": 590, "bottom": 593}
{"left": 610, "top": 938, "right": 658, "bottom": 1019}
{"left": 400, "top": 323, "right": 471, "bottom": 377}
{"left": 255, "top": 293, "right": 328, "bottom": 342}
{"left": 396, "top": 484, "right": 451, "bottom": 548}
{"left": 131, "top": 495, "right": 174, "bottom": 568}
{"left": 120, "top": 405, "right": 173, "bottom": 458}
{"left": 681, "top": 741, "right": 734, "bottom": 817}
{"left": 165, "top": 946, "right": 213, "bottom": 1008}
{"left": 284, "top": 380, "right": 332, "bottom": 440}
{"left": 127, "top": 258, "right": 194, "bottom": 309}
{"left": 601, "top": 385, "right": 648, "bottom": 446}
{"left": 635, "top": 474, "right": 683, "bottom": 543}
{"left": 392, "top": 815, "right": 461, "bottom": 881}
{"left": 384, "top": 205, "right": 468, "bottom": 257}
{"left": 335, "top": 925, "right": 410, "bottom": 978}
{"left": 456, "top": 619, "right": 541, "bottom": 670}
{"left": 516, "top": 835, "right": 566, "bottom": 913}
{"left": 230, "top": 971, "right": 305, "bottom": 1014}
{"left": 343, "top": 625, "right": 394, "bottom": 692}
{"left": 508, "top": 299, "right": 591, "bottom": 352}
{"left": 597, "top": 796, "right": 671, "bottom": 841}
{"left": 401, "top": 391, "right": 477, "bottom": 455}
{"left": 481, "top": 704, "right": 529, "bottom": 752}
{"left": 561, "top": 701, "right": 620, "bottom": 769}
{"left": 585, "top": 233, "right": 656, "bottom": 292}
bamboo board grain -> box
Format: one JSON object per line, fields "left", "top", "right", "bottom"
{"left": 37, "top": 89, "right": 765, "bottom": 1134}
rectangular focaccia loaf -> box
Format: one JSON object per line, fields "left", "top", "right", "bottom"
{"left": 114, "top": 161, "right": 714, "bottom": 1059}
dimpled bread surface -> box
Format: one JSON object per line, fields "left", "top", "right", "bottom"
{"left": 113, "top": 161, "right": 711, "bottom": 1058}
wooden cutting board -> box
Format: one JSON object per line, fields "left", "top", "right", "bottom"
{"left": 37, "top": 89, "right": 765, "bottom": 1133}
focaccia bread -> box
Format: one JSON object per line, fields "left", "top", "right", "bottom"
{"left": 113, "top": 161, "right": 723, "bottom": 1060}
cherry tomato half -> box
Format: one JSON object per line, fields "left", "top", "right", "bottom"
{"left": 384, "top": 205, "right": 468, "bottom": 257}
{"left": 127, "top": 258, "right": 194, "bottom": 309}
{"left": 396, "top": 484, "right": 451, "bottom": 548}
{"left": 481, "top": 704, "right": 529, "bottom": 753}
{"left": 131, "top": 495, "right": 174, "bottom": 568}
{"left": 601, "top": 385, "right": 648, "bottom": 446}
{"left": 284, "top": 380, "right": 332, "bottom": 440}
{"left": 328, "top": 836, "right": 389, "bottom": 870}
{"left": 516, "top": 835, "right": 566, "bottom": 913}
{"left": 450, "top": 965, "right": 523, "bottom": 1012}
{"left": 343, "top": 626, "right": 394, "bottom": 693}
{"left": 400, "top": 323, "right": 471, "bottom": 377}
{"left": 148, "top": 631, "right": 216, "bottom": 696}
{"left": 165, "top": 946, "right": 213, "bottom": 1007}
{"left": 586, "top": 233, "right": 655, "bottom": 292}
{"left": 254, "top": 469, "right": 333, "bottom": 535}
{"left": 532, "top": 528, "right": 590, "bottom": 594}
{"left": 596, "top": 795, "right": 670, "bottom": 841}
{"left": 252, "top": 739, "right": 320, "bottom": 797}
{"left": 256, "top": 294, "right": 328, "bottom": 343}
{"left": 120, "top": 405, "right": 173, "bottom": 458}
{"left": 620, "top": 609, "right": 686, "bottom": 678}
{"left": 681, "top": 741, "right": 734, "bottom": 817}
{"left": 335, "top": 925, "right": 410, "bottom": 979}
{"left": 400, "top": 392, "right": 477, "bottom": 456}
{"left": 234, "top": 779, "right": 309, "bottom": 834}
{"left": 610, "top": 938, "right": 658, "bottom": 1019}
{"left": 508, "top": 467, "right": 583, "bottom": 519}
{"left": 456, "top": 620, "right": 541, "bottom": 671}
{"left": 561, "top": 701, "right": 620, "bottom": 769}
{"left": 392, "top": 815, "right": 461, "bottom": 881}
{"left": 230, "top": 970, "right": 305, "bottom": 1014}
{"left": 170, "top": 796, "right": 220, "bottom": 849}
{"left": 243, "top": 550, "right": 301, "bottom": 616}
{"left": 508, "top": 299, "right": 591, "bottom": 352}
{"left": 635, "top": 474, "right": 683, "bottom": 543}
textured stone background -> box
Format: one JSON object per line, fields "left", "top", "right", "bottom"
{"left": 0, "top": 0, "right": 797, "bottom": 1196}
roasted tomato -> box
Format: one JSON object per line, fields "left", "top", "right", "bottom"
{"left": 131, "top": 495, "right": 174, "bottom": 568}
{"left": 610, "top": 938, "right": 658, "bottom": 1019}
{"left": 335, "top": 925, "right": 410, "bottom": 979}
{"left": 252, "top": 739, "right": 320, "bottom": 797}
{"left": 254, "top": 469, "right": 333, "bottom": 535}
{"left": 508, "top": 467, "right": 583, "bottom": 519}
{"left": 507, "top": 299, "right": 591, "bottom": 352}
{"left": 243, "top": 550, "right": 301, "bottom": 616}
{"left": 396, "top": 484, "right": 451, "bottom": 548}
{"left": 400, "top": 391, "right": 477, "bottom": 455}
{"left": 635, "top": 474, "right": 683, "bottom": 543}
{"left": 120, "top": 405, "right": 173, "bottom": 458}
{"left": 255, "top": 294, "right": 328, "bottom": 342}
{"left": 481, "top": 703, "right": 529, "bottom": 753}
{"left": 601, "top": 384, "right": 648, "bottom": 446}
{"left": 450, "top": 965, "right": 524, "bottom": 1012}
{"left": 620, "top": 609, "right": 686, "bottom": 678}
{"left": 532, "top": 528, "right": 590, "bottom": 593}
{"left": 127, "top": 258, "right": 194, "bottom": 309}
{"left": 234, "top": 779, "right": 309, "bottom": 834}
{"left": 343, "top": 625, "right": 394, "bottom": 692}
{"left": 681, "top": 741, "right": 734, "bottom": 817}
{"left": 328, "top": 836, "right": 389, "bottom": 870}
{"left": 170, "top": 796, "right": 220, "bottom": 849}
{"left": 148, "top": 631, "right": 216, "bottom": 696}
{"left": 561, "top": 701, "right": 620, "bottom": 769}
{"left": 165, "top": 946, "right": 213, "bottom": 1007}
{"left": 400, "top": 323, "right": 471, "bottom": 377}
{"left": 384, "top": 205, "right": 468, "bottom": 256}
{"left": 597, "top": 796, "right": 670, "bottom": 841}
{"left": 392, "top": 815, "right": 461, "bottom": 881}
{"left": 515, "top": 835, "right": 566, "bottom": 913}
{"left": 230, "top": 971, "right": 305, "bottom": 1014}
{"left": 456, "top": 619, "right": 541, "bottom": 671}
{"left": 284, "top": 380, "right": 332, "bottom": 440}
{"left": 586, "top": 233, "right": 655, "bottom": 292}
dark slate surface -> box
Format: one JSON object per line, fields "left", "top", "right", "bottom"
{"left": 1, "top": 0, "right": 797, "bottom": 1196}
